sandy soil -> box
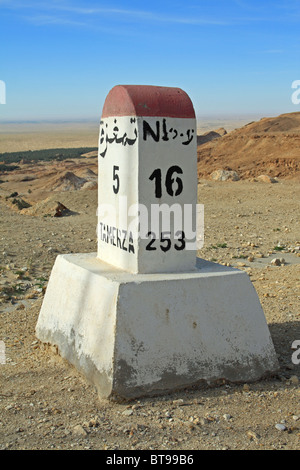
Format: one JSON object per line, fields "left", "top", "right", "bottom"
{"left": 0, "top": 122, "right": 99, "bottom": 153}
{"left": 1, "top": 170, "right": 299, "bottom": 450}
{"left": 0, "top": 117, "right": 254, "bottom": 153}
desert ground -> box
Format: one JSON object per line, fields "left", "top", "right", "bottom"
{"left": 0, "top": 116, "right": 299, "bottom": 450}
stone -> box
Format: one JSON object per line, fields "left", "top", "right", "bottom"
{"left": 275, "top": 423, "right": 287, "bottom": 431}
{"left": 223, "top": 414, "right": 232, "bottom": 421}
{"left": 122, "top": 409, "right": 133, "bottom": 416}
{"left": 72, "top": 424, "right": 87, "bottom": 437}
{"left": 173, "top": 399, "right": 184, "bottom": 405}
{"left": 210, "top": 170, "right": 239, "bottom": 181}
{"left": 247, "top": 430, "right": 260, "bottom": 440}
{"left": 271, "top": 258, "right": 282, "bottom": 266}
{"left": 257, "top": 175, "right": 277, "bottom": 184}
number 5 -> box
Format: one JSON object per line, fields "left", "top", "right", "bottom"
{"left": 113, "top": 165, "right": 120, "bottom": 194}
{"left": 160, "top": 232, "right": 171, "bottom": 252}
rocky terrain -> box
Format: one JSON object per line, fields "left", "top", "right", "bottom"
{"left": 197, "top": 112, "right": 300, "bottom": 181}
{"left": 0, "top": 113, "right": 299, "bottom": 450}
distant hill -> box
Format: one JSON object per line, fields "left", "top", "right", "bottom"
{"left": 196, "top": 128, "right": 227, "bottom": 146}
{"left": 197, "top": 112, "right": 300, "bottom": 180}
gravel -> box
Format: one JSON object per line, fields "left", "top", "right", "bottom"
{"left": 0, "top": 180, "right": 299, "bottom": 450}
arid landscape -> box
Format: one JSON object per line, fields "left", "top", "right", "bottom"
{"left": 0, "top": 113, "right": 299, "bottom": 450}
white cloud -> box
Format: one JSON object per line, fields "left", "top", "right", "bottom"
{"left": 3, "top": 0, "right": 300, "bottom": 29}
{"left": 1, "top": 1, "right": 232, "bottom": 27}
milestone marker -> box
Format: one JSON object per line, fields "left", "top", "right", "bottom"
{"left": 36, "top": 85, "right": 279, "bottom": 400}
{"left": 97, "top": 85, "right": 197, "bottom": 273}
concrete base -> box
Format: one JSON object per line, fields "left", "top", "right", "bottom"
{"left": 36, "top": 253, "right": 278, "bottom": 400}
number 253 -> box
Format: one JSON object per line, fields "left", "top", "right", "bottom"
{"left": 146, "top": 231, "right": 185, "bottom": 252}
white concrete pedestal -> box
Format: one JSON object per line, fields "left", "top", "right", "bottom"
{"left": 36, "top": 253, "right": 278, "bottom": 400}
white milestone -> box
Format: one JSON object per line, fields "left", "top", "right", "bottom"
{"left": 36, "top": 85, "right": 279, "bottom": 400}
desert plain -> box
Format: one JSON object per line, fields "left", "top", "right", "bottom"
{"left": 0, "top": 114, "right": 299, "bottom": 450}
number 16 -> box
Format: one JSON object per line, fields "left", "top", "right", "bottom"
{"left": 149, "top": 165, "right": 183, "bottom": 198}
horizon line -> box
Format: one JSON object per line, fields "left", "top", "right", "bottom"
{"left": 0, "top": 111, "right": 289, "bottom": 125}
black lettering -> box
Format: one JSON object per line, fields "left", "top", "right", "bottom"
{"left": 150, "top": 166, "right": 183, "bottom": 198}
{"left": 99, "top": 224, "right": 135, "bottom": 254}
{"left": 106, "top": 225, "right": 112, "bottom": 243}
{"left": 115, "top": 133, "right": 125, "bottom": 144}
{"left": 99, "top": 125, "right": 107, "bottom": 158}
{"left": 117, "top": 229, "right": 122, "bottom": 248}
{"left": 165, "top": 165, "right": 183, "bottom": 196}
{"left": 128, "top": 232, "right": 135, "bottom": 254}
{"left": 162, "top": 118, "right": 169, "bottom": 141}
{"left": 149, "top": 168, "right": 162, "bottom": 198}
{"left": 106, "top": 132, "right": 116, "bottom": 145}
{"left": 102, "top": 225, "right": 107, "bottom": 243}
{"left": 113, "top": 165, "right": 120, "bottom": 194}
{"left": 146, "top": 231, "right": 157, "bottom": 251}
{"left": 182, "top": 129, "right": 194, "bottom": 145}
{"left": 99, "top": 126, "right": 105, "bottom": 145}
{"left": 112, "top": 227, "right": 116, "bottom": 246}
{"left": 122, "top": 230, "right": 127, "bottom": 251}
{"left": 160, "top": 232, "right": 171, "bottom": 252}
{"left": 143, "top": 120, "right": 160, "bottom": 142}
{"left": 125, "top": 128, "right": 138, "bottom": 145}
{"left": 174, "top": 231, "right": 186, "bottom": 251}
{"left": 99, "top": 146, "right": 107, "bottom": 158}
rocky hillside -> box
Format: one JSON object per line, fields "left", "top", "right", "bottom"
{"left": 197, "top": 112, "right": 300, "bottom": 180}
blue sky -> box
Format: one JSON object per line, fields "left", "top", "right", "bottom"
{"left": 0, "top": 0, "right": 300, "bottom": 121}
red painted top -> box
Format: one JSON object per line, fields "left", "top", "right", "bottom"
{"left": 101, "top": 85, "right": 195, "bottom": 119}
